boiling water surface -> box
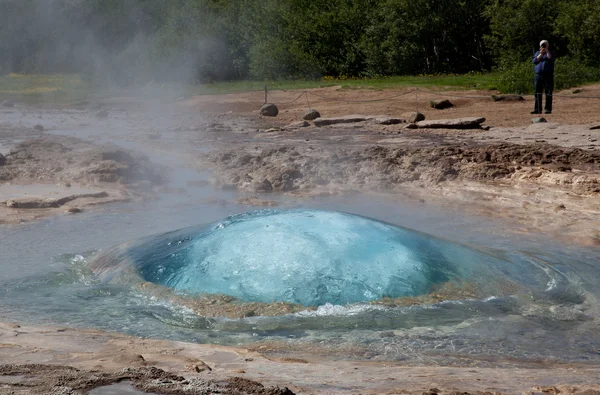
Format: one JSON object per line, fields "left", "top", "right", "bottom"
{"left": 1, "top": 194, "right": 599, "bottom": 366}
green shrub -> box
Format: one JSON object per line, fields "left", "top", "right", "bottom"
{"left": 498, "top": 58, "right": 600, "bottom": 94}
{"left": 497, "top": 62, "right": 532, "bottom": 94}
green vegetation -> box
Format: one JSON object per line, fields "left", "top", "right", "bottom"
{"left": 0, "top": 0, "right": 599, "bottom": 94}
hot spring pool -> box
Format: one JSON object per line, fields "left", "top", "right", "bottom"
{"left": 1, "top": 202, "right": 599, "bottom": 366}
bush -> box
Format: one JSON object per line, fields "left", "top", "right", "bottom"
{"left": 497, "top": 58, "right": 600, "bottom": 94}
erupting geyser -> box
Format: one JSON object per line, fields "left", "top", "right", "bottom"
{"left": 91, "top": 210, "right": 491, "bottom": 306}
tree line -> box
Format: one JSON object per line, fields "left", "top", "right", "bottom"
{"left": 1, "top": 0, "right": 599, "bottom": 84}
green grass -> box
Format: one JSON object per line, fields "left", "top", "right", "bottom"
{"left": 184, "top": 72, "right": 503, "bottom": 95}
{"left": 0, "top": 73, "right": 90, "bottom": 103}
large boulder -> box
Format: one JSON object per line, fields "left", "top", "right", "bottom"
{"left": 303, "top": 109, "right": 321, "bottom": 121}
{"left": 416, "top": 117, "right": 485, "bottom": 129}
{"left": 401, "top": 111, "right": 425, "bottom": 123}
{"left": 260, "top": 103, "right": 279, "bottom": 117}
{"left": 429, "top": 99, "right": 454, "bottom": 109}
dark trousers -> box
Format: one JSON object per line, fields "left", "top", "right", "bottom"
{"left": 534, "top": 73, "right": 553, "bottom": 113}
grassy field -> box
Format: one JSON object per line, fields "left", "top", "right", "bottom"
{"left": 0, "top": 72, "right": 507, "bottom": 103}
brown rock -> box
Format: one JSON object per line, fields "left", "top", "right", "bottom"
{"left": 589, "top": 124, "right": 600, "bottom": 130}
{"left": 416, "top": 117, "right": 485, "bottom": 129}
{"left": 313, "top": 115, "right": 367, "bottom": 126}
{"left": 303, "top": 109, "right": 321, "bottom": 120}
{"left": 65, "top": 207, "right": 82, "bottom": 214}
{"left": 402, "top": 111, "right": 425, "bottom": 123}
{"left": 429, "top": 99, "right": 453, "bottom": 109}
{"left": 260, "top": 103, "right": 279, "bottom": 117}
{"left": 371, "top": 116, "right": 405, "bottom": 125}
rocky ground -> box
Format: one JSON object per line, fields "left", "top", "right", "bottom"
{"left": 1, "top": 84, "right": 600, "bottom": 393}
{"left": 0, "top": 125, "right": 166, "bottom": 224}
{"left": 1, "top": 322, "right": 599, "bottom": 395}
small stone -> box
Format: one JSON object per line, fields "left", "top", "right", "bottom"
{"left": 33, "top": 124, "right": 44, "bottom": 132}
{"left": 303, "top": 109, "right": 320, "bottom": 121}
{"left": 96, "top": 109, "right": 109, "bottom": 118}
{"left": 589, "top": 124, "right": 600, "bottom": 130}
{"left": 403, "top": 123, "right": 418, "bottom": 129}
{"left": 230, "top": 369, "right": 246, "bottom": 374}
{"left": 0, "top": 153, "right": 6, "bottom": 166}
{"left": 532, "top": 117, "right": 547, "bottom": 123}
{"left": 260, "top": 103, "right": 279, "bottom": 117}
{"left": 65, "top": 207, "right": 82, "bottom": 214}
{"left": 429, "top": 99, "right": 453, "bottom": 109}
{"left": 555, "top": 204, "right": 566, "bottom": 211}
{"left": 401, "top": 111, "right": 425, "bottom": 123}
{"left": 3, "top": 100, "right": 14, "bottom": 108}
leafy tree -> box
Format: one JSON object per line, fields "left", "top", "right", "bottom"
{"left": 484, "top": 0, "right": 561, "bottom": 67}
{"left": 554, "top": 0, "right": 600, "bottom": 66}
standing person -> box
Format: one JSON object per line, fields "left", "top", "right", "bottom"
{"left": 531, "top": 40, "right": 555, "bottom": 114}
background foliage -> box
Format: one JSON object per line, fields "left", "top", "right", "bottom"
{"left": 0, "top": 0, "right": 599, "bottom": 87}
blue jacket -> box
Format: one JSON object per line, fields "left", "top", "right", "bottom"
{"left": 533, "top": 50, "right": 555, "bottom": 75}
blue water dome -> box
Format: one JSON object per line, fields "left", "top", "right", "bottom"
{"left": 135, "top": 210, "right": 474, "bottom": 306}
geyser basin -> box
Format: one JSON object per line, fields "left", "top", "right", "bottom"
{"left": 92, "top": 209, "right": 513, "bottom": 306}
